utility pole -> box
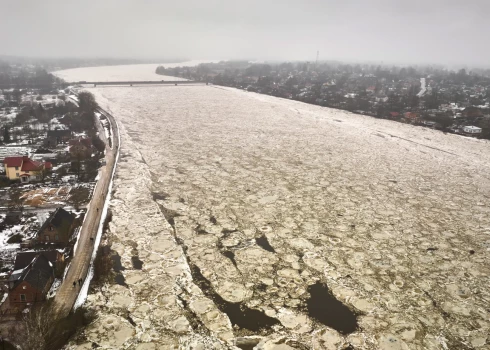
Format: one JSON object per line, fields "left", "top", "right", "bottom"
{"left": 316, "top": 51, "right": 319, "bottom": 68}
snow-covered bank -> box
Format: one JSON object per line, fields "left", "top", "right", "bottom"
{"left": 74, "top": 114, "right": 121, "bottom": 310}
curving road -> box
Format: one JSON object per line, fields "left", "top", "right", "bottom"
{"left": 53, "top": 107, "right": 119, "bottom": 317}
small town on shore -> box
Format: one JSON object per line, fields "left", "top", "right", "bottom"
{"left": 157, "top": 60, "right": 490, "bottom": 139}
{"left": 0, "top": 60, "right": 117, "bottom": 347}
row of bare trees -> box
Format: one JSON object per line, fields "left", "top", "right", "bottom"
{"left": 6, "top": 303, "right": 96, "bottom": 350}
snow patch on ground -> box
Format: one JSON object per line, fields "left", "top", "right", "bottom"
{"left": 47, "top": 278, "right": 62, "bottom": 299}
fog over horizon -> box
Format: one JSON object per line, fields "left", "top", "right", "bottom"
{"left": 1, "top": 0, "right": 489, "bottom": 68}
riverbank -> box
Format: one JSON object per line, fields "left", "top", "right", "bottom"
{"left": 53, "top": 104, "right": 120, "bottom": 316}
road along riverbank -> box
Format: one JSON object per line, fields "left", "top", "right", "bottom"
{"left": 53, "top": 105, "right": 120, "bottom": 316}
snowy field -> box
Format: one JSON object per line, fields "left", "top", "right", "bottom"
{"left": 55, "top": 66, "right": 490, "bottom": 350}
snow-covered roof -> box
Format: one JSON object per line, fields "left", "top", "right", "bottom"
{"left": 463, "top": 125, "right": 482, "bottom": 131}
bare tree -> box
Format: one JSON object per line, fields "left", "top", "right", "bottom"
{"left": 14, "top": 108, "right": 30, "bottom": 125}
{"left": 36, "top": 163, "right": 49, "bottom": 183}
{"left": 75, "top": 153, "right": 82, "bottom": 180}
{"left": 8, "top": 190, "right": 24, "bottom": 212}
{"left": 2, "top": 125, "right": 11, "bottom": 143}
{"left": 78, "top": 91, "right": 98, "bottom": 114}
{"left": 11, "top": 304, "right": 54, "bottom": 350}
{"left": 11, "top": 304, "right": 97, "bottom": 350}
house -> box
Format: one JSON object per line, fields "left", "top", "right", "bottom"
{"left": 69, "top": 137, "right": 93, "bottom": 158}
{"left": 404, "top": 112, "right": 420, "bottom": 122}
{"left": 421, "top": 120, "right": 437, "bottom": 128}
{"left": 3, "top": 156, "right": 52, "bottom": 183}
{"left": 32, "top": 153, "right": 58, "bottom": 166}
{"left": 462, "top": 107, "right": 483, "bottom": 118}
{"left": 41, "top": 101, "right": 56, "bottom": 109}
{"left": 13, "top": 250, "right": 64, "bottom": 273}
{"left": 462, "top": 125, "right": 482, "bottom": 134}
{"left": 36, "top": 208, "right": 76, "bottom": 245}
{"left": 7, "top": 255, "right": 54, "bottom": 306}
{"left": 44, "top": 129, "right": 71, "bottom": 147}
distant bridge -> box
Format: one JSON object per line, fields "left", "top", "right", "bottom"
{"left": 0, "top": 80, "right": 207, "bottom": 89}
{"left": 74, "top": 80, "right": 206, "bottom": 87}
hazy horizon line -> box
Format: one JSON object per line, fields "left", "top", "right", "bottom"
{"left": 1, "top": 54, "right": 489, "bottom": 71}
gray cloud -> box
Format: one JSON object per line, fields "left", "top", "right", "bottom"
{"left": 1, "top": 0, "right": 489, "bottom": 67}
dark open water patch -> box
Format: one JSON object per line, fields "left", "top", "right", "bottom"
{"left": 256, "top": 235, "right": 275, "bottom": 253}
{"left": 112, "top": 253, "right": 128, "bottom": 287}
{"left": 195, "top": 224, "right": 211, "bottom": 235}
{"left": 190, "top": 263, "right": 279, "bottom": 332}
{"left": 152, "top": 192, "right": 181, "bottom": 230}
{"left": 152, "top": 192, "right": 169, "bottom": 201}
{"left": 222, "top": 228, "right": 238, "bottom": 236}
{"left": 131, "top": 256, "right": 143, "bottom": 269}
{"left": 176, "top": 294, "right": 210, "bottom": 333}
{"left": 114, "top": 274, "right": 127, "bottom": 287}
{"left": 159, "top": 205, "right": 180, "bottom": 229}
{"left": 306, "top": 282, "right": 358, "bottom": 334}
{"left": 236, "top": 344, "right": 256, "bottom": 350}
{"left": 236, "top": 338, "right": 261, "bottom": 350}
{"left": 222, "top": 250, "right": 237, "bottom": 267}
{"left": 112, "top": 253, "right": 125, "bottom": 273}
{"left": 127, "top": 315, "right": 137, "bottom": 326}
{"left": 217, "top": 238, "right": 238, "bottom": 267}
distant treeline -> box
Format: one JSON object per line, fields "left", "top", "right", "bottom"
{"left": 0, "top": 56, "right": 188, "bottom": 72}
{"left": 0, "top": 62, "right": 58, "bottom": 89}
{"left": 156, "top": 61, "right": 490, "bottom": 86}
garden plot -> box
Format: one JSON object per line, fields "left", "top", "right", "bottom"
{"left": 0, "top": 213, "right": 38, "bottom": 270}
{"left": 20, "top": 185, "right": 72, "bottom": 207}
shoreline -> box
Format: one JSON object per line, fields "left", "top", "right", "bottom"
{"left": 52, "top": 101, "right": 120, "bottom": 316}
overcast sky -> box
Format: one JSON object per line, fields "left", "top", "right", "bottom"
{"left": 1, "top": 0, "right": 489, "bottom": 67}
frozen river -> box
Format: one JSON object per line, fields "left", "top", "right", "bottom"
{"left": 55, "top": 64, "right": 490, "bottom": 350}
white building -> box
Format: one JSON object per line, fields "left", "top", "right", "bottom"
{"left": 462, "top": 126, "right": 482, "bottom": 134}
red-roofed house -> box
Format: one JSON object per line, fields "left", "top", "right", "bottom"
{"left": 3, "top": 156, "right": 52, "bottom": 183}
{"left": 404, "top": 112, "right": 420, "bottom": 123}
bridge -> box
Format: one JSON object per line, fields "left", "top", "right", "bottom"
{"left": 0, "top": 80, "right": 207, "bottom": 89}
{"left": 75, "top": 80, "right": 207, "bottom": 87}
